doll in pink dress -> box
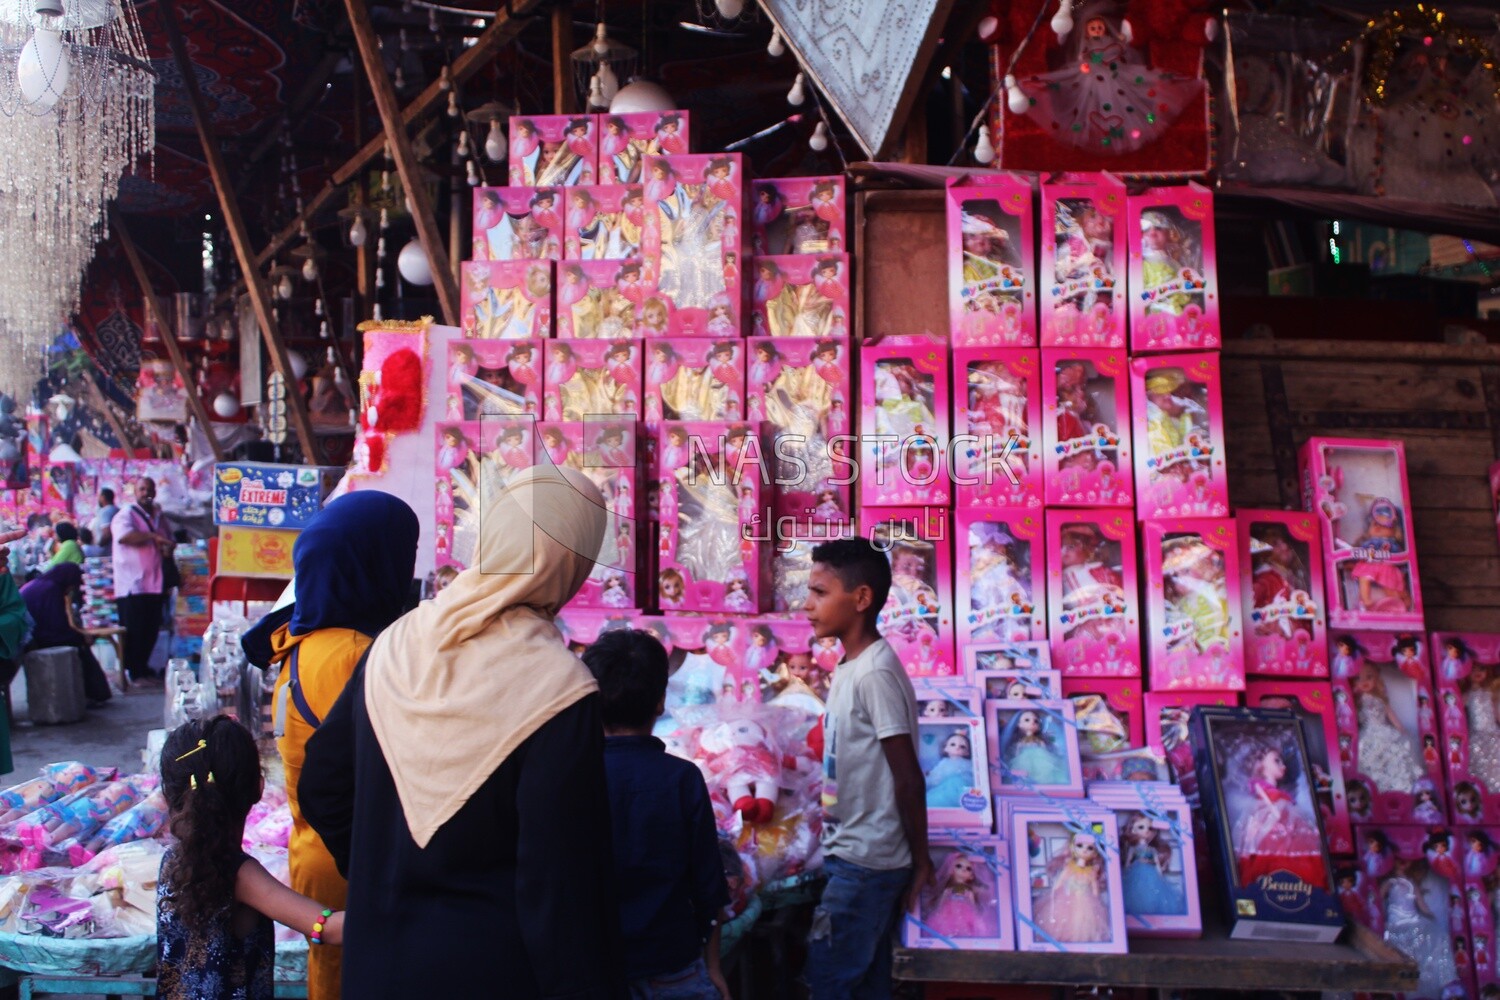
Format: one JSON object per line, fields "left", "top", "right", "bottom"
{"left": 568, "top": 190, "right": 598, "bottom": 236}
{"left": 752, "top": 186, "right": 783, "bottom": 239}
{"left": 813, "top": 258, "right": 844, "bottom": 301}
{"left": 812, "top": 180, "right": 840, "bottom": 225}
{"left": 547, "top": 343, "right": 577, "bottom": 388}
{"left": 724, "top": 574, "right": 754, "bottom": 613}
{"left": 565, "top": 117, "right": 595, "bottom": 162}
{"left": 649, "top": 344, "right": 680, "bottom": 388}
{"left": 596, "top": 426, "right": 632, "bottom": 468}
{"left": 1349, "top": 498, "right": 1412, "bottom": 613}
{"left": 706, "top": 301, "right": 737, "bottom": 339}
{"left": 617, "top": 261, "right": 646, "bottom": 304}
{"left": 450, "top": 343, "right": 479, "bottom": 387}
{"left": 661, "top": 428, "right": 690, "bottom": 472}
{"left": 709, "top": 342, "right": 739, "bottom": 387}
{"left": 813, "top": 341, "right": 844, "bottom": 386}
{"left": 1058, "top": 523, "right": 1127, "bottom": 643}
{"left": 749, "top": 344, "right": 782, "bottom": 389}
{"left": 437, "top": 427, "right": 471, "bottom": 472}
{"left": 814, "top": 636, "right": 841, "bottom": 673}
{"left": 640, "top": 298, "right": 671, "bottom": 338}
{"left": 540, "top": 427, "right": 571, "bottom": 469}
{"left": 743, "top": 626, "right": 779, "bottom": 677}
{"left": 656, "top": 113, "right": 686, "bottom": 155}
{"left": 754, "top": 261, "right": 786, "bottom": 310}
{"left": 530, "top": 189, "right": 561, "bottom": 232}
{"left": 1033, "top": 832, "right": 1113, "bottom": 943}
{"left": 706, "top": 158, "right": 736, "bottom": 202}
{"left": 921, "top": 851, "right": 997, "bottom": 939}
{"left": 1055, "top": 361, "right": 1101, "bottom": 473}
{"left": 645, "top": 160, "right": 675, "bottom": 212}
{"left": 496, "top": 428, "right": 531, "bottom": 470}
{"left": 1228, "top": 735, "right": 1328, "bottom": 890}
{"left": 508, "top": 343, "right": 539, "bottom": 388}
{"left": 607, "top": 343, "right": 639, "bottom": 392}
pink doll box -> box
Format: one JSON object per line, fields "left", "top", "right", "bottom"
{"left": 947, "top": 175, "right": 1037, "bottom": 347}
{"left": 1127, "top": 184, "right": 1221, "bottom": 353}
{"left": 471, "top": 186, "right": 564, "bottom": 262}
{"left": 641, "top": 153, "right": 744, "bottom": 339}
{"left": 1244, "top": 680, "right": 1354, "bottom": 855}
{"left": 861, "top": 506, "right": 956, "bottom": 679}
{"left": 915, "top": 700, "right": 995, "bottom": 831}
{"left": 655, "top": 421, "right": 772, "bottom": 615}
{"left": 509, "top": 114, "right": 597, "bottom": 187}
{"left": 1349, "top": 823, "right": 1472, "bottom": 998}
{"left": 644, "top": 337, "right": 745, "bottom": 426}
{"left": 543, "top": 338, "right": 643, "bottom": 421}
{"left": 445, "top": 339, "right": 542, "bottom": 422}
{"left": 1431, "top": 632, "right": 1500, "bottom": 826}
{"left": 1044, "top": 509, "right": 1140, "bottom": 678}
{"left": 860, "top": 335, "right": 951, "bottom": 508}
{"left": 1491, "top": 460, "right": 1500, "bottom": 551}
{"left": 1142, "top": 518, "right": 1245, "bottom": 694}
{"left": 560, "top": 185, "right": 646, "bottom": 261}
{"left": 555, "top": 607, "right": 642, "bottom": 655}
{"left": 459, "top": 260, "right": 554, "bottom": 340}
{"left": 985, "top": 698, "right": 1084, "bottom": 799}
{"left": 1061, "top": 678, "right": 1145, "bottom": 769}
{"left": 1238, "top": 510, "right": 1329, "bottom": 679}
{"left": 904, "top": 835, "right": 1014, "bottom": 951}
{"left": 1467, "top": 827, "right": 1500, "bottom": 997}
{"left": 1041, "top": 174, "right": 1127, "bottom": 349}
{"left": 769, "top": 522, "right": 860, "bottom": 615}
{"left": 434, "top": 417, "right": 542, "bottom": 570}
{"left": 599, "top": 111, "right": 690, "bottom": 184}
{"left": 743, "top": 616, "right": 838, "bottom": 705}
{"left": 750, "top": 176, "right": 847, "bottom": 256}
{"left": 560, "top": 422, "right": 641, "bottom": 611}
{"left": 1145, "top": 691, "right": 1240, "bottom": 800}
{"left": 749, "top": 253, "right": 850, "bottom": 340}
{"left": 956, "top": 508, "right": 1046, "bottom": 648}
{"left": 555, "top": 260, "right": 648, "bottom": 340}
{"left": 746, "top": 335, "right": 852, "bottom": 525}
{"left": 1331, "top": 631, "right": 1446, "bottom": 825}
{"left": 1130, "top": 352, "right": 1228, "bottom": 519}
{"left": 1087, "top": 783, "right": 1202, "bottom": 938}
{"left": 1010, "top": 805, "right": 1128, "bottom": 954}
{"left": 966, "top": 640, "right": 1060, "bottom": 698}
{"left": 1041, "top": 348, "right": 1132, "bottom": 507}
{"left": 1299, "top": 437, "right": 1424, "bottom": 631}
{"left": 953, "top": 347, "right": 1043, "bottom": 511}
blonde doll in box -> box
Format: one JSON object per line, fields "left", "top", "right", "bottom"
{"left": 1033, "top": 832, "right": 1112, "bottom": 943}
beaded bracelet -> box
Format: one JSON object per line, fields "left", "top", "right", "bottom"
{"left": 311, "top": 909, "right": 332, "bottom": 945}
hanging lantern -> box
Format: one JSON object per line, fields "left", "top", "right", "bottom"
{"left": 572, "top": 22, "right": 639, "bottom": 111}
{"left": 212, "top": 392, "right": 240, "bottom": 418}
{"left": 397, "top": 239, "right": 433, "bottom": 286}
{"left": 465, "top": 101, "right": 514, "bottom": 162}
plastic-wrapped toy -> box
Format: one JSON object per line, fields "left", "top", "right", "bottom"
{"left": 448, "top": 338, "right": 542, "bottom": 420}
{"left": 861, "top": 336, "right": 952, "bottom": 507}
{"left": 957, "top": 508, "right": 1045, "bottom": 647}
{"left": 954, "top": 348, "right": 1043, "bottom": 510}
{"left": 460, "top": 260, "right": 554, "bottom": 340}
{"left": 1046, "top": 510, "right": 1140, "bottom": 677}
{"left": 1089, "top": 782, "right": 1201, "bottom": 938}
{"left": 1041, "top": 175, "right": 1126, "bottom": 349}
{"left": 751, "top": 255, "right": 849, "bottom": 339}
{"left": 987, "top": 698, "right": 1084, "bottom": 797}
{"left": 1238, "top": 510, "right": 1328, "bottom": 678}
{"left": 0, "top": 762, "right": 100, "bottom": 826}
{"left": 471, "top": 186, "right": 563, "bottom": 261}
{"left": 1431, "top": 633, "right": 1500, "bottom": 827}
{"left": 64, "top": 790, "right": 167, "bottom": 866}
{"left": 543, "top": 339, "right": 642, "bottom": 421}
{"left": 641, "top": 153, "right": 744, "bottom": 339}
{"left": 1127, "top": 186, "right": 1221, "bottom": 352}
{"left": 599, "top": 112, "right": 688, "bottom": 184}
{"left": 904, "top": 838, "right": 1013, "bottom": 951}
{"left": 645, "top": 338, "right": 744, "bottom": 425}
{"left": 1042, "top": 349, "right": 1132, "bottom": 507}
{"left": 1131, "top": 354, "right": 1228, "bottom": 519}
{"left": 864, "top": 507, "right": 956, "bottom": 678}
{"left": 1143, "top": 519, "right": 1244, "bottom": 692}
{"left": 947, "top": 175, "right": 1036, "bottom": 347}
{"left": 699, "top": 718, "right": 780, "bottom": 825}
{"left": 14, "top": 779, "right": 143, "bottom": 850}
{"left": 555, "top": 260, "right": 646, "bottom": 339}
{"left": 747, "top": 336, "right": 851, "bottom": 525}
{"left": 750, "top": 176, "right": 845, "bottom": 256}
{"left": 1245, "top": 681, "right": 1353, "bottom": 855}
{"left": 561, "top": 185, "right": 645, "bottom": 260}
{"left": 510, "top": 114, "right": 596, "bottom": 187}
{"left": 1010, "top": 807, "right": 1128, "bottom": 954}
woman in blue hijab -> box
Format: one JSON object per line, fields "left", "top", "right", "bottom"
{"left": 242, "top": 490, "right": 419, "bottom": 1000}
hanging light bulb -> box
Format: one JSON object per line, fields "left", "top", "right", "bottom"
{"left": 597, "top": 60, "right": 620, "bottom": 104}
{"left": 767, "top": 29, "right": 786, "bottom": 57}
{"left": 373, "top": 304, "right": 383, "bottom": 322}
{"left": 588, "top": 71, "right": 605, "bottom": 109}
{"left": 466, "top": 160, "right": 481, "bottom": 186}
{"left": 399, "top": 28, "right": 409, "bottom": 51}
{"left": 485, "top": 118, "right": 507, "bottom": 162}
{"left": 277, "top": 273, "right": 294, "bottom": 301}
{"left": 1006, "top": 74, "right": 1029, "bottom": 115}
{"left": 349, "top": 213, "right": 369, "bottom": 248}
{"left": 439, "top": 66, "right": 452, "bottom": 91}
{"left": 1050, "top": 0, "right": 1074, "bottom": 40}
{"left": 446, "top": 90, "right": 459, "bottom": 117}
{"left": 393, "top": 66, "right": 405, "bottom": 91}
{"left": 375, "top": 268, "right": 386, "bottom": 290}
{"left": 974, "top": 124, "right": 997, "bottom": 164}
{"left": 320, "top": 320, "right": 331, "bottom": 340}
{"left": 457, "top": 130, "right": 470, "bottom": 157}
{"left": 301, "top": 256, "right": 319, "bottom": 282}
{"left": 1120, "top": 18, "right": 1134, "bottom": 43}
{"left": 17, "top": 28, "right": 69, "bottom": 110}
{"left": 593, "top": 22, "right": 611, "bottom": 57}
{"left": 379, "top": 208, "right": 390, "bottom": 231}
{"left": 397, "top": 239, "right": 434, "bottom": 286}
{"left": 808, "top": 120, "right": 829, "bottom": 152}
{"left": 715, "top": 0, "right": 745, "bottom": 17}
{"left": 787, "top": 73, "right": 806, "bottom": 106}
{"left": 314, "top": 298, "right": 324, "bottom": 317}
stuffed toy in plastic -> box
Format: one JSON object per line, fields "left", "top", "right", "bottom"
{"left": 700, "top": 718, "right": 781, "bottom": 824}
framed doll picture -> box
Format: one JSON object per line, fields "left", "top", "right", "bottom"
{"left": 986, "top": 698, "right": 1083, "bottom": 798}
{"left": 1094, "top": 793, "right": 1201, "bottom": 937}
{"left": 1245, "top": 681, "right": 1354, "bottom": 855}
{"left": 918, "top": 714, "right": 994, "bottom": 830}
{"left": 1010, "top": 809, "right": 1127, "bottom": 954}
{"left": 905, "top": 837, "right": 1014, "bottom": 951}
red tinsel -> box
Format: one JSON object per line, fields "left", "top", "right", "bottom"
{"left": 373, "top": 348, "right": 423, "bottom": 433}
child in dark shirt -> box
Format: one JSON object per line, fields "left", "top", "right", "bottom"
{"left": 583, "top": 630, "right": 732, "bottom": 999}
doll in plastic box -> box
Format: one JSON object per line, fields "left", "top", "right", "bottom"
{"left": 925, "top": 728, "right": 975, "bottom": 807}
{"left": 874, "top": 360, "right": 936, "bottom": 443}
{"left": 1348, "top": 498, "right": 1413, "bottom": 613}
{"left": 1250, "top": 525, "right": 1312, "bottom": 639}
{"left": 1058, "top": 523, "right": 1127, "bottom": 643}
{"left": 1140, "top": 211, "right": 1203, "bottom": 319}
{"left": 969, "top": 523, "right": 1032, "bottom": 632}
{"left": 653, "top": 161, "right": 731, "bottom": 312}
{"left": 1226, "top": 734, "right": 1327, "bottom": 889}
{"left": 1465, "top": 657, "right": 1500, "bottom": 791}
{"left": 1162, "top": 536, "right": 1230, "bottom": 654}
{"left": 1033, "top": 831, "right": 1112, "bottom": 943}
{"left": 1381, "top": 857, "right": 1460, "bottom": 999}
{"left": 1143, "top": 370, "right": 1209, "bottom": 482}
{"left": 1120, "top": 812, "right": 1186, "bottom": 915}
{"left": 1353, "top": 661, "right": 1425, "bottom": 794}
{"left": 921, "top": 851, "right": 998, "bottom": 939}
{"left": 1055, "top": 362, "right": 1109, "bottom": 474}
{"left": 1000, "top": 709, "right": 1069, "bottom": 785}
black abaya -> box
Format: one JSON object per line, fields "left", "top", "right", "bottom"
{"left": 299, "top": 658, "right": 624, "bottom": 999}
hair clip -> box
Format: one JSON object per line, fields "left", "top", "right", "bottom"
{"left": 175, "top": 739, "right": 208, "bottom": 762}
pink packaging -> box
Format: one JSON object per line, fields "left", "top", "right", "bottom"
{"left": 1130, "top": 352, "right": 1228, "bottom": 519}
{"left": 862, "top": 506, "right": 956, "bottom": 678}
{"left": 655, "top": 422, "right": 771, "bottom": 614}
{"left": 1045, "top": 509, "right": 1140, "bottom": 678}
{"left": 434, "top": 416, "right": 538, "bottom": 569}
{"left": 1331, "top": 631, "right": 1445, "bottom": 825}
{"left": 641, "top": 153, "right": 744, "bottom": 339}
{"left": 555, "top": 607, "right": 641, "bottom": 655}
{"left": 965, "top": 640, "right": 1058, "bottom": 696}
{"left": 953, "top": 347, "right": 1043, "bottom": 510}
{"left": 599, "top": 111, "right": 689, "bottom": 183}
{"left": 445, "top": 338, "right": 542, "bottom": 421}
{"left": 644, "top": 337, "right": 744, "bottom": 424}
{"left": 745, "top": 615, "right": 838, "bottom": 704}
{"left": 746, "top": 336, "right": 853, "bottom": 525}
{"left": 750, "top": 254, "right": 850, "bottom": 340}
{"left": 557, "top": 422, "right": 640, "bottom": 611}
{"left": 1041, "top": 349, "right": 1132, "bottom": 507}
{"left": 1041, "top": 174, "right": 1127, "bottom": 349}
{"left": 1431, "top": 632, "right": 1500, "bottom": 826}
{"left": 543, "top": 339, "right": 642, "bottom": 421}
{"left": 985, "top": 697, "right": 1084, "bottom": 798}
{"left": 471, "top": 186, "right": 563, "bottom": 261}
{"left": 1127, "top": 183, "right": 1220, "bottom": 353}
{"left": 1468, "top": 829, "right": 1500, "bottom": 997}
{"left": 1490, "top": 460, "right": 1500, "bottom": 550}
{"left": 903, "top": 836, "right": 1013, "bottom": 951}
{"left": 1299, "top": 437, "right": 1424, "bottom": 631}
{"left": 955, "top": 508, "right": 1046, "bottom": 647}
{"left": 1144, "top": 691, "right": 1239, "bottom": 796}
{"left": 1088, "top": 782, "right": 1201, "bottom": 939}
{"left": 555, "top": 260, "right": 647, "bottom": 339}
{"left": 460, "top": 260, "right": 553, "bottom": 339}
{"left": 510, "top": 114, "right": 597, "bottom": 187}
{"left": 1238, "top": 510, "right": 1329, "bottom": 678}
{"left": 1010, "top": 806, "right": 1128, "bottom": 953}
{"left": 916, "top": 702, "right": 994, "bottom": 830}
{"left": 561, "top": 185, "right": 645, "bottom": 260}
{"left": 947, "top": 175, "right": 1036, "bottom": 347}
{"left": 1244, "top": 680, "right": 1354, "bottom": 855}
{"left": 750, "top": 176, "right": 846, "bottom": 256}
{"left": 860, "top": 335, "right": 951, "bottom": 508}
{"left": 770, "top": 524, "right": 860, "bottom": 616}
{"left": 1061, "top": 677, "right": 1144, "bottom": 763}
{"left": 1142, "top": 518, "right": 1244, "bottom": 693}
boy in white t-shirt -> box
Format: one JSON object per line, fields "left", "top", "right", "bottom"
{"left": 802, "top": 538, "right": 928, "bottom": 999}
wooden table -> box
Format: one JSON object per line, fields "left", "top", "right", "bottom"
{"left": 77, "top": 626, "right": 128, "bottom": 694}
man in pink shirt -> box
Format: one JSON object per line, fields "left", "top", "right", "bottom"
{"left": 111, "top": 477, "right": 172, "bottom": 682}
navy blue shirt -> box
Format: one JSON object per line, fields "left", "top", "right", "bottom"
{"left": 603, "top": 735, "right": 730, "bottom": 981}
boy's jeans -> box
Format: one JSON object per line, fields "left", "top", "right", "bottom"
{"left": 628, "top": 957, "right": 719, "bottom": 1000}
{"left": 804, "top": 855, "right": 912, "bottom": 1000}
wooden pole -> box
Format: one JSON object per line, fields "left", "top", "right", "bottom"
{"left": 159, "top": 0, "right": 321, "bottom": 463}
{"left": 111, "top": 214, "right": 226, "bottom": 462}
{"left": 89, "top": 370, "right": 139, "bottom": 457}
{"left": 344, "top": 0, "right": 462, "bottom": 327}
{"left": 552, "top": 4, "right": 576, "bottom": 115}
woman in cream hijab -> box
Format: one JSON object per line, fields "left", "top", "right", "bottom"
{"left": 300, "top": 465, "right": 622, "bottom": 998}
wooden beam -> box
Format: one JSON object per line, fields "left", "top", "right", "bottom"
{"left": 253, "top": 0, "right": 545, "bottom": 271}
{"left": 89, "top": 369, "right": 139, "bottom": 457}
{"left": 552, "top": 4, "right": 576, "bottom": 115}
{"left": 160, "top": 0, "right": 322, "bottom": 464}
{"left": 344, "top": 0, "right": 461, "bottom": 328}
{"left": 111, "top": 214, "right": 226, "bottom": 463}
